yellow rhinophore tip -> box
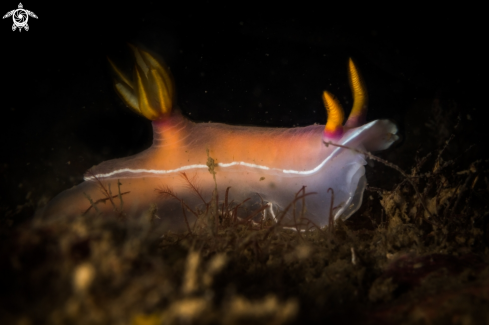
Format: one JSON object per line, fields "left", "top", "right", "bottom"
{"left": 322, "top": 90, "right": 345, "bottom": 139}
{"left": 108, "top": 45, "right": 175, "bottom": 121}
{"left": 345, "top": 58, "right": 368, "bottom": 128}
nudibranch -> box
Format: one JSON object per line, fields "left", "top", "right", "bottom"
{"left": 41, "top": 45, "right": 398, "bottom": 231}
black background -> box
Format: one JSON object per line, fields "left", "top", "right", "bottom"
{"left": 0, "top": 2, "right": 485, "bottom": 217}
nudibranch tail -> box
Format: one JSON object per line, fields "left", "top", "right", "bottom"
{"left": 322, "top": 91, "right": 345, "bottom": 139}
{"left": 345, "top": 58, "right": 368, "bottom": 128}
{"left": 109, "top": 45, "right": 175, "bottom": 121}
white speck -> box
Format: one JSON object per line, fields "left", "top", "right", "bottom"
{"left": 351, "top": 247, "right": 357, "bottom": 265}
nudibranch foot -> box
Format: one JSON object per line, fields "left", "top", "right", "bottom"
{"left": 41, "top": 46, "right": 398, "bottom": 232}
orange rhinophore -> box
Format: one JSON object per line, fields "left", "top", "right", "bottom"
{"left": 41, "top": 47, "right": 398, "bottom": 231}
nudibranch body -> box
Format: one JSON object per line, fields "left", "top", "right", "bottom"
{"left": 41, "top": 46, "right": 398, "bottom": 231}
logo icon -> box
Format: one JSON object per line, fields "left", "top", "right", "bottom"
{"left": 3, "top": 3, "right": 37, "bottom": 32}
